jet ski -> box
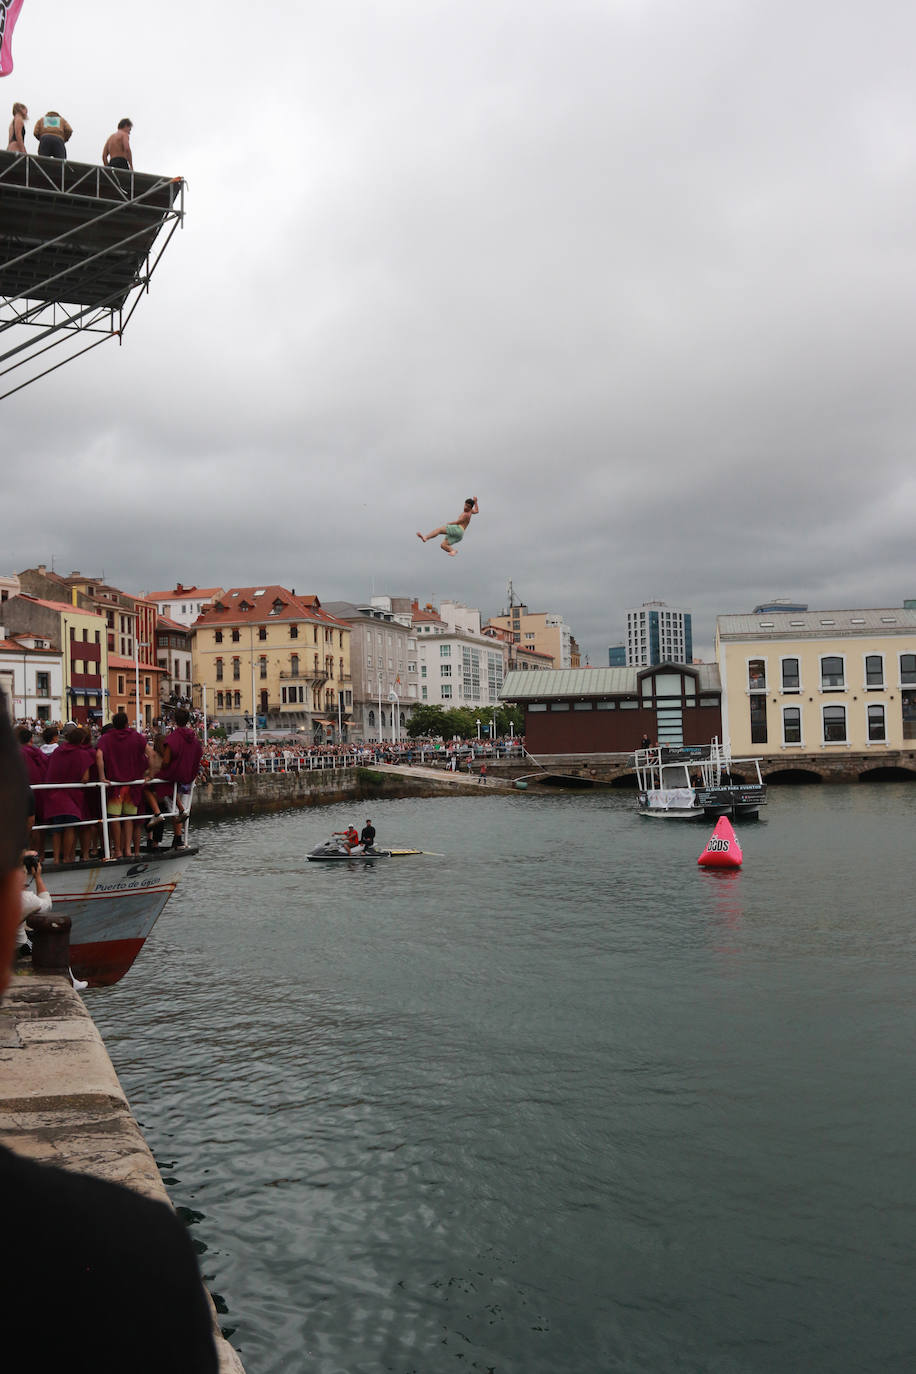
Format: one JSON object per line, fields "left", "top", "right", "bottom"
{"left": 306, "top": 840, "right": 392, "bottom": 862}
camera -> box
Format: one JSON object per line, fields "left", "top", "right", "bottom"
{"left": 24, "top": 854, "right": 38, "bottom": 876}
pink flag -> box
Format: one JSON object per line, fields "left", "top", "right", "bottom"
{"left": 0, "top": 0, "right": 25, "bottom": 78}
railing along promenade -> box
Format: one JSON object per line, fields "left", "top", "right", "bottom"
{"left": 205, "top": 743, "right": 526, "bottom": 780}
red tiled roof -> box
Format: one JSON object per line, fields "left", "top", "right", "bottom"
{"left": 108, "top": 655, "right": 165, "bottom": 672}
{"left": 16, "top": 594, "right": 103, "bottom": 618}
{"left": 156, "top": 615, "right": 190, "bottom": 632}
{"left": 0, "top": 637, "right": 58, "bottom": 653}
{"left": 195, "top": 586, "right": 351, "bottom": 630}
{"left": 144, "top": 584, "right": 223, "bottom": 601}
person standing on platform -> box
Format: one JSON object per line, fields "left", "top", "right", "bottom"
{"left": 158, "top": 709, "right": 203, "bottom": 849}
{"left": 97, "top": 712, "right": 148, "bottom": 860}
{"left": 6, "top": 101, "right": 28, "bottom": 152}
{"left": 32, "top": 110, "right": 72, "bottom": 159}
{"left": 102, "top": 118, "right": 133, "bottom": 170}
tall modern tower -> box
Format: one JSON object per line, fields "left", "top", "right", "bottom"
{"left": 625, "top": 602, "right": 693, "bottom": 666}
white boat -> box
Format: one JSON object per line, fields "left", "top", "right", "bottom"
{"left": 633, "top": 739, "right": 767, "bottom": 820}
{"left": 29, "top": 779, "right": 198, "bottom": 986}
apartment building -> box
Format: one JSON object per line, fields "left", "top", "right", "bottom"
{"left": 625, "top": 602, "right": 693, "bottom": 667}
{"left": 716, "top": 607, "right": 916, "bottom": 754}
{"left": 485, "top": 601, "right": 573, "bottom": 669}
{"left": 193, "top": 587, "right": 352, "bottom": 737}
{"left": 2, "top": 594, "right": 108, "bottom": 724}
{"left": 143, "top": 582, "right": 224, "bottom": 628}
{"left": 411, "top": 600, "right": 507, "bottom": 709}
{"left": 323, "top": 600, "right": 417, "bottom": 741}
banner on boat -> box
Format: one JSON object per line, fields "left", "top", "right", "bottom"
{"left": 0, "top": 0, "right": 25, "bottom": 77}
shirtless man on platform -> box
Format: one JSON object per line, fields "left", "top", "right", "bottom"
{"left": 417, "top": 497, "right": 479, "bottom": 556}
{"left": 102, "top": 118, "right": 133, "bottom": 169}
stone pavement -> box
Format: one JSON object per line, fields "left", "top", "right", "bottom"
{"left": 0, "top": 969, "right": 244, "bottom": 1373}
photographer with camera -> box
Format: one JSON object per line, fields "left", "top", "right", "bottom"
{"left": 17, "top": 850, "right": 50, "bottom": 959}
{"left": 18, "top": 851, "right": 87, "bottom": 991}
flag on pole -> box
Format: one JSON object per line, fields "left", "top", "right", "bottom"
{"left": 0, "top": 0, "right": 25, "bottom": 77}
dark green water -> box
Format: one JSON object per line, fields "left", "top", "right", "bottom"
{"left": 89, "top": 786, "right": 916, "bottom": 1373}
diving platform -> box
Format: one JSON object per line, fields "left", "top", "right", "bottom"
{"left": 0, "top": 151, "right": 185, "bottom": 399}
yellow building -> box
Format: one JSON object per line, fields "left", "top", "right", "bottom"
{"left": 716, "top": 608, "right": 916, "bottom": 755}
{"left": 193, "top": 587, "right": 352, "bottom": 738}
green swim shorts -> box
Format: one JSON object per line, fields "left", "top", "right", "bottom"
{"left": 445, "top": 524, "right": 464, "bottom": 544}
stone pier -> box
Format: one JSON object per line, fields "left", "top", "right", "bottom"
{"left": 0, "top": 970, "right": 244, "bottom": 1373}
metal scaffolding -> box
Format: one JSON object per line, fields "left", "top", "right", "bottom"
{"left": 0, "top": 151, "right": 186, "bottom": 400}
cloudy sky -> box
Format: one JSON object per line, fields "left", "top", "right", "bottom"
{"left": 4, "top": 0, "right": 916, "bottom": 660}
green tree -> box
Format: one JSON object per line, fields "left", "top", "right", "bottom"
{"left": 405, "top": 703, "right": 450, "bottom": 738}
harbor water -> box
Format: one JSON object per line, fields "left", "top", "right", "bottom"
{"left": 90, "top": 785, "right": 916, "bottom": 1373}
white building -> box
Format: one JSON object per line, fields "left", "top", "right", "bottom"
{"left": 143, "top": 582, "right": 224, "bottom": 628}
{"left": 155, "top": 615, "right": 194, "bottom": 706}
{"left": 0, "top": 628, "right": 64, "bottom": 722}
{"left": 413, "top": 600, "right": 507, "bottom": 710}
{"left": 625, "top": 601, "right": 694, "bottom": 666}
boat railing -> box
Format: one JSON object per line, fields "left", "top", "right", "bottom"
{"left": 30, "top": 777, "right": 192, "bottom": 862}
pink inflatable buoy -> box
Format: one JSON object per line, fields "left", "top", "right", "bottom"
{"left": 698, "top": 816, "right": 743, "bottom": 868}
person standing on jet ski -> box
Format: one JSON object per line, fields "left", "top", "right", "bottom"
{"left": 360, "top": 819, "right": 376, "bottom": 853}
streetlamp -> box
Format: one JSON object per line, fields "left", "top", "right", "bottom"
{"left": 377, "top": 672, "right": 383, "bottom": 742}
{"left": 476, "top": 717, "right": 481, "bottom": 741}
{"left": 388, "top": 689, "right": 399, "bottom": 745}
{"left": 249, "top": 625, "right": 258, "bottom": 748}
{"left": 134, "top": 638, "right": 150, "bottom": 732}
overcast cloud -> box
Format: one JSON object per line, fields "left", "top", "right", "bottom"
{"left": 3, "top": 0, "right": 916, "bottom": 660}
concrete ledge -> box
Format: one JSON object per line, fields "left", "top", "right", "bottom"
{"left": 0, "top": 972, "right": 244, "bottom": 1373}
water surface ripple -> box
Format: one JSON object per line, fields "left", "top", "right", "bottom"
{"left": 90, "top": 787, "right": 916, "bottom": 1373}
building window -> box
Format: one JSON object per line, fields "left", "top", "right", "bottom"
{"left": 216, "top": 691, "right": 224, "bottom": 709}
{"left": 290, "top": 625, "right": 298, "bottom": 639}
{"left": 214, "top": 629, "right": 223, "bottom": 644}
{"left": 231, "top": 629, "right": 240, "bottom": 643}
{"left": 867, "top": 704, "right": 886, "bottom": 742}
{"left": 900, "top": 653, "right": 916, "bottom": 685}
{"left": 215, "top": 659, "right": 224, "bottom": 681}
{"left": 441, "top": 663, "right": 451, "bottom": 677}
{"left": 144, "top": 677, "right": 151, "bottom": 695}
{"left": 783, "top": 707, "right": 801, "bottom": 744}
{"left": 259, "top": 626, "right": 267, "bottom": 641}
{"left": 117, "top": 675, "right": 125, "bottom": 693}
{"left": 820, "top": 656, "right": 844, "bottom": 690}
{"left": 902, "top": 691, "right": 916, "bottom": 741}
{"left": 748, "top": 659, "right": 766, "bottom": 691}
{"left": 440, "top": 643, "right": 451, "bottom": 657}
{"left": 441, "top": 684, "right": 452, "bottom": 698}
{"left": 36, "top": 671, "right": 50, "bottom": 696}
{"left": 234, "top": 691, "right": 241, "bottom": 708}
{"left": 865, "top": 655, "right": 884, "bottom": 689}
{"left": 823, "top": 704, "right": 847, "bottom": 742}
{"left": 749, "top": 696, "right": 767, "bottom": 744}
{"left": 781, "top": 657, "right": 800, "bottom": 692}
{"left": 232, "top": 658, "right": 240, "bottom": 681}
{"left": 291, "top": 654, "right": 299, "bottom": 676}
{"left": 259, "top": 657, "right": 267, "bottom": 680}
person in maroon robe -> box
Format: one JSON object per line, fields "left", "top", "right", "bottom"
{"left": 43, "top": 728, "right": 90, "bottom": 864}
{"left": 16, "top": 727, "right": 47, "bottom": 842}
{"left": 97, "top": 712, "right": 149, "bottom": 860}
{"left": 158, "top": 709, "right": 203, "bottom": 849}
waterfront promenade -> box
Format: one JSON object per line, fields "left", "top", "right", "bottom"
{"left": 0, "top": 969, "right": 244, "bottom": 1373}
